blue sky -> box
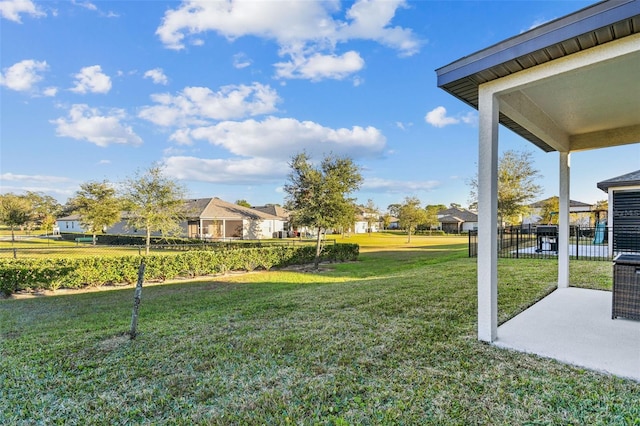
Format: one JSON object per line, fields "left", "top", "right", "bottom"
{"left": 2, "top": 0, "right": 639, "bottom": 212}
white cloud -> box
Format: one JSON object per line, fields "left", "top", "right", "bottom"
{"left": 43, "top": 86, "right": 58, "bottom": 97}
{"left": 0, "top": 0, "right": 45, "bottom": 22}
{"left": 71, "top": 0, "right": 97, "bottom": 11}
{"left": 163, "top": 156, "right": 284, "bottom": 184}
{"left": 51, "top": 104, "right": 143, "bottom": 147}
{"left": 233, "top": 53, "right": 252, "bottom": 69}
{"left": 0, "top": 59, "right": 48, "bottom": 92}
{"left": 362, "top": 177, "right": 440, "bottom": 193}
{"left": 425, "top": 106, "right": 476, "bottom": 128}
{"left": 188, "top": 116, "right": 386, "bottom": 160}
{"left": 275, "top": 50, "right": 364, "bottom": 81}
{"left": 1, "top": 172, "right": 72, "bottom": 184}
{"left": 340, "top": 0, "right": 419, "bottom": 56}
{"left": 138, "top": 82, "right": 280, "bottom": 127}
{"left": 144, "top": 68, "right": 168, "bottom": 85}
{"left": 70, "top": 65, "right": 112, "bottom": 94}
{"left": 155, "top": 0, "right": 419, "bottom": 81}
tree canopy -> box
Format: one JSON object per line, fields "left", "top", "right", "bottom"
{"left": 0, "top": 193, "right": 33, "bottom": 242}
{"left": 469, "top": 150, "right": 542, "bottom": 225}
{"left": 68, "top": 181, "right": 121, "bottom": 244}
{"left": 121, "top": 164, "right": 189, "bottom": 254}
{"left": 424, "top": 204, "right": 447, "bottom": 230}
{"left": 284, "top": 152, "right": 362, "bottom": 268}
{"left": 398, "top": 196, "right": 427, "bottom": 243}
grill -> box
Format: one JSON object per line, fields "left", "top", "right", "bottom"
{"left": 535, "top": 225, "right": 558, "bottom": 252}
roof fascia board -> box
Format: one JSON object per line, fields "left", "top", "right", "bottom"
{"left": 570, "top": 124, "right": 640, "bottom": 151}
{"left": 436, "top": 0, "right": 640, "bottom": 87}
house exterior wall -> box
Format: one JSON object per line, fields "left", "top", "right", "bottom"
{"left": 462, "top": 221, "right": 478, "bottom": 232}
{"left": 56, "top": 219, "right": 85, "bottom": 233}
{"left": 242, "top": 219, "right": 285, "bottom": 239}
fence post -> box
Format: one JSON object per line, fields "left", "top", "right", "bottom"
{"left": 129, "top": 260, "right": 146, "bottom": 339}
{"left": 515, "top": 227, "right": 519, "bottom": 259}
{"left": 575, "top": 226, "right": 580, "bottom": 260}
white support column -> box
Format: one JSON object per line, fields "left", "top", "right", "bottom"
{"left": 558, "top": 152, "right": 570, "bottom": 288}
{"left": 477, "top": 86, "right": 499, "bottom": 342}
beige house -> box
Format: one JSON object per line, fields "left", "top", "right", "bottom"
{"left": 185, "top": 198, "right": 285, "bottom": 240}
{"left": 57, "top": 197, "right": 286, "bottom": 240}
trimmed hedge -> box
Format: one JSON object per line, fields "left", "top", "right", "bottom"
{"left": 0, "top": 244, "right": 359, "bottom": 296}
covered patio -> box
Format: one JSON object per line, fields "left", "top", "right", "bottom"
{"left": 496, "top": 287, "right": 639, "bottom": 381}
{"left": 437, "top": 0, "right": 640, "bottom": 380}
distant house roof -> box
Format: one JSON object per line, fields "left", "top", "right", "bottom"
{"left": 597, "top": 169, "right": 640, "bottom": 192}
{"left": 439, "top": 214, "right": 465, "bottom": 224}
{"left": 438, "top": 207, "right": 478, "bottom": 223}
{"left": 57, "top": 214, "right": 81, "bottom": 221}
{"left": 529, "top": 197, "right": 594, "bottom": 209}
{"left": 185, "top": 198, "right": 281, "bottom": 221}
{"left": 438, "top": 207, "right": 478, "bottom": 222}
{"left": 251, "top": 204, "right": 290, "bottom": 219}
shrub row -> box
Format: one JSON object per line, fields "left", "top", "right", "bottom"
{"left": 0, "top": 244, "right": 359, "bottom": 296}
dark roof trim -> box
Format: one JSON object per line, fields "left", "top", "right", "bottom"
{"left": 436, "top": 0, "right": 639, "bottom": 87}
{"left": 597, "top": 169, "right": 640, "bottom": 192}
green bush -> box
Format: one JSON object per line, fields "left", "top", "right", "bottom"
{"left": 0, "top": 244, "right": 359, "bottom": 296}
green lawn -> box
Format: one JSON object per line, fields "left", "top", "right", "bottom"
{"left": 1, "top": 235, "right": 638, "bottom": 424}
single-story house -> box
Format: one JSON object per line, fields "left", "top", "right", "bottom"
{"left": 183, "top": 198, "right": 285, "bottom": 240}
{"left": 437, "top": 207, "right": 478, "bottom": 233}
{"left": 522, "top": 198, "right": 596, "bottom": 226}
{"left": 55, "top": 214, "right": 84, "bottom": 233}
{"left": 56, "top": 197, "right": 286, "bottom": 240}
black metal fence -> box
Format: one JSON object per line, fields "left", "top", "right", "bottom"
{"left": 469, "top": 225, "right": 640, "bottom": 261}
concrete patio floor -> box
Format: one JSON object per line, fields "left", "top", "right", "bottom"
{"left": 495, "top": 287, "right": 640, "bottom": 382}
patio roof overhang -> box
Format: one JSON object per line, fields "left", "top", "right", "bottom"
{"left": 436, "top": 0, "right": 640, "bottom": 153}
{"left": 435, "top": 0, "right": 640, "bottom": 351}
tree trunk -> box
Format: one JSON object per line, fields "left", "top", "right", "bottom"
{"left": 407, "top": 223, "right": 412, "bottom": 243}
{"left": 146, "top": 228, "right": 151, "bottom": 255}
{"left": 314, "top": 227, "right": 323, "bottom": 270}
{"left": 129, "top": 261, "right": 146, "bottom": 339}
{"left": 92, "top": 232, "right": 97, "bottom": 245}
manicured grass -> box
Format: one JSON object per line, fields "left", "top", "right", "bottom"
{"left": 1, "top": 236, "right": 638, "bottom": 424}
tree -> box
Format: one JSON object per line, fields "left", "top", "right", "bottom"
{"left": 68, "top": 181, "right": 121, "bottom": 245}
{"left": 284, "top": 152, "right": 362, "bottom": 269}
{"left": 424, "top": 204, "right": 447, "bottom": 230}
{"left": 25, "top": 191, "right": 62, "bottom": 234}
{"left": 121, "top": 164, "right": 189, "bottom": 255}
{"left": 363, "top": 199, "right": 379, "bottom": 235}
{"left": 0, "top": 194, "right": 33, "bottom": 242}
{"left": 235, "top": 199, "right": 251, "bottom": 208}
{"left": 381, "top": 213, "right": 392, "bottom": 230}
{"left": 469, "top": 150, "right": 542, "bottom": 225}
{"left": 387, "top": 203, "right": 401, "bottom": 218}
{"left": 398, "top": 196, "right": 427, "bottom": 243}
{"left": 540, "top": 197, "right": 559, "bottom": 224}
